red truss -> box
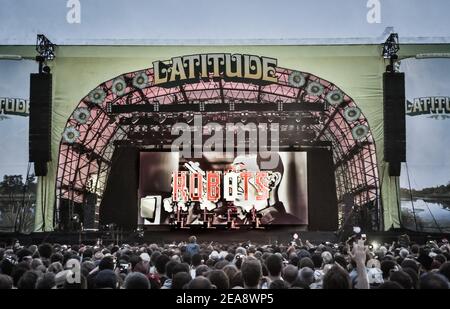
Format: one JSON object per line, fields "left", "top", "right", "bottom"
{"left": 56, "top": 66, "right": 381, "bottom": 229}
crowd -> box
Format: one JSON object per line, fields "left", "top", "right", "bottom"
{"left": 0, "top": 234, "right": 449, "bottom": 289}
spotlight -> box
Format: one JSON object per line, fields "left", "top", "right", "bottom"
{"left": 158, "top": 114, "right": 167, "bottom": 124}
{"left": 394, "top": 61, "right": 401, "bottom": 72}
{"left": 371, "top": 241, "right": 380, "bottom": 251}
{"left": 383, "top": 33, "right": 400, "bottom": 72}
{"left": 186, "top": 112, "right": 194, "bottom": 124}
{"left": 131, "top": 115, "right": 140, "bottom": 124}
{"left": 42, "top": 66, "right": 51, "bottom": 74}
{"left": 240, "top": 112, "right": 248, "bottom": 123}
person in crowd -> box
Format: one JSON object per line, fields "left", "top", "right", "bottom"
{"left": 207, "top": 270, "right": 229, "bottom": 289}
{"left": 282, "top": 265, "right": 298, "bottom": 287}
{"left": 241, "top": 257, "right": 262, "bottom": 289}
{"left": 186, "top": 236, "right": 200, "bottom": 256}
{"left": 188, "top": 276, "right": 214, "bottom": 289}
{"left": 124, "top": 272, "right": 150, "bottom": 289}
{"left": 265, "top": 254, "right": 283, "bottom": 284}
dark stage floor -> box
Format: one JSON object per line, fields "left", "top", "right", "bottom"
{"left": 0, "top": 226, "right": 448, "bottom": 247}
{"left": 0, "top": 226, "right": 331, "bottom": 246}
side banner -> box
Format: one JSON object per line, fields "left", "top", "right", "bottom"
{"left": 400, "top": 58, "right": 450, "bottom": 233}
{"left": 0, "top": 59, "right": 37, "bottom": 233}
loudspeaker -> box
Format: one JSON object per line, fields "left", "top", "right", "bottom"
{"left": 33, "top": 161, "right": 48, "bottom": 177}
{"left": 58, "top": 199, "right": 71, "bottom": 231}
{"left": 84, "top": 193, "right": 97, "bottom": 229}
{"left": 307, "top": 148, "right": 339, "bottom": 231}
{"left": 99, "top": 147, "right": 139, "bottom": 229}
{"left": 29, "top": 73, "right": 52, "bottom": 176}
{"left": 383, "top": 72, "right": 405, "bottom": 176}
{"left": 58, "top": 199, "right": 83, "bottom": 231}
{"left": 389, "top": 162, "right": 401, "bottom": 177}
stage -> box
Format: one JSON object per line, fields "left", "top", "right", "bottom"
{"left": 1, "top": 227, "right": 448, "bottom": 247}
{"left": 3, "top": 42, "right": 450, "bottom": 241}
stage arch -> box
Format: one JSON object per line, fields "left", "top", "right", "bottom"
{"left": 56, "top": 65, "right": 380, "bottom": 230}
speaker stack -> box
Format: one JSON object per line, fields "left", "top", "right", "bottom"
{"left": 29, "top": 73, "right": 52, "bottom": 176}
{"left": 383, "top": 72, "right": 406, "bottom": 176}
{"left": 84, "top": 192, "right": 98, "bottom": 229}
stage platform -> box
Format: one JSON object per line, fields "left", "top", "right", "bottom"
{"left": 0, "top": 227, "right": 448, "bottom": 247}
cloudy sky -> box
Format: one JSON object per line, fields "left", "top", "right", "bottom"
{"left": 0, "top": 0, "right": 450, "bottom": 44}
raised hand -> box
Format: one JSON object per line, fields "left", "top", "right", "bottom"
{"left": 350, "top": 239, "right": 369, "bottom": 289}
{"left": 350, "top": 239, "right": 368, "bottom": 266}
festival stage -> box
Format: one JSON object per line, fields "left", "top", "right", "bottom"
{"left": 3, "top": 39, "right": 450, "bottom": 241}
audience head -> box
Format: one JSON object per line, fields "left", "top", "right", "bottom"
{"left": 124, "top": 272, "right": 150, "bottom": 289}
{"left": 241, "top": 257, "right": 262, "bottom": 289}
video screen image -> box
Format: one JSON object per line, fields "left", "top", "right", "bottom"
{"left": 138, "top": 152, "right": 308, "bottom": 226}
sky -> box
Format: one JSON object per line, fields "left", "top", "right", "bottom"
{"left": 0, "top": 0, "right": 450, "bottom": 44}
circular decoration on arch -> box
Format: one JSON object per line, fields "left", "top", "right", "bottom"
{"left": 326, "top": 90, "right": 344, "bottom": 106}
{"left": 88, "top": 88, "right": 106, "bottom": 105}
{"left": 132, "top": 71, "right": 149, "bottom": 89}
{"left": 73, "top": 107, "right": 90, "bottom": 124}
{"left": 288, "top": 71, "right": 306, "bottom": 88}
{"left": 111, "top": 77, "right": 127, "bottom": 96}
{"left": 351, "top": 124, "right": 369, "bottom": 141}
{"left": 62, "top": 126, "right": 80, "bottom": 144}
{"left": 306, "top": 82, "right": 324, "bottom": 96}
{"left": 343, "top": 107, "right": 361, "bottom": 123}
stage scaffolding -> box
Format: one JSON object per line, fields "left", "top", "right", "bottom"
{"left": 55, "top": 66, "right": 380, "bottom": 231}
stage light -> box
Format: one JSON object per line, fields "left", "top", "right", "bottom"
{"left": 383, "top": 33, "right": 400, "bottom": 72}
{"left": 351, "top": 124, "right": 369, "bottom": 141}
{"left": 353, "top": 226, "right": 361, "bottom": 234}
{"left": 326, "top": 90, "right": 344, "bottom": 106}
{"left": 415, "top": 53, "right": 450, "bottom": 59}
{"left": 0, "top": 54, "right": 23, "bottom": 60}
{"left": 240, "top": 112, "right": 248, "bottom": 123}
{"left": 266, "top": 112, "right": 277, "bottom": 123}
{"left": 185, "top": 112, "right": 194, "bottom": 124}
{"left": 73, "top": 107, "right": 90, "bottom": 124}
{"left": 88, "top": 87, "right": 106, "bottom": 106}
{"left": 112, "top": 76, "right": 127, "bottom": 96}
{"left": 394, "top": 61, "right": 401, "bottom": 73}
{"left": 42, "top": 66, "right": 51, "bottom": 74}
{"left": 158, "top": 114, "right": 167, "bottom": 124}
{"left": 132, "top": 71, "right": 149, "bottom": 89}
{"left": 131, "top": 115, "right": 140, "bottom": 124}
{"left": 62, "top": 126, "right": 80, "bottom": 144}
{"left": 344, "top": 107, "right": 361, "bottom": 122}
{"left": 306, "top": 82, "right": 324, "bottom": 97}
{"left": 288, "top": 71, "right": 306, "bottom": 88}
{"left": 371, "top": 241, "right": 380, "bottom": 251}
